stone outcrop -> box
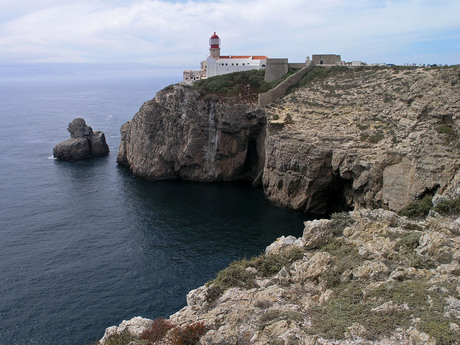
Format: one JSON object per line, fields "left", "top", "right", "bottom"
{"left": 99, "top": 208, "right": 460, "bottom": 344}
{"left": 53, "top": 118, "right": 109, "bottom": 160}
{"left": 263, "top": 66, "right": 460, "bottom": 214}
{"left": 117, "top": 66, "right": 460, "bottom": 215}
{"left": 117, "top": 85, "right": 265, "bottom": 182}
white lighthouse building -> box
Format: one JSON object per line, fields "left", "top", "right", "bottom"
{"left": 183, "top": 32, "right": 268, "bottom": 83}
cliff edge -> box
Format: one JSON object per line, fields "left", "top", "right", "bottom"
{"left": 117, "top": 84, "right": 265, "bottom": 182}
{"left": 263, "top": 66, "right": 460, "bottom": 214}
{"left": 100, "top": 207, "right": 460, "bottom": 344}
{"left": 117, "top": 66, "right": 460, "bottom": 215}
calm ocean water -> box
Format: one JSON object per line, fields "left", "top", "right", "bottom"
{"left": 0, "top": 75, "right": 307, "bottom": 345}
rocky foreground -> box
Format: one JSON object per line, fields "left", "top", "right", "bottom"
{"left": 100, "top": 207, "right": 460, "bottom": 344}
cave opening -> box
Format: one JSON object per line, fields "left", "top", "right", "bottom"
{"left": 326, "top": 175, "right": 354, "bottom": 215}
{"left": 240, "top": 138, "right": 259, "bottom": 181}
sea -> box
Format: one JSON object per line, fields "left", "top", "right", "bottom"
{"left": 0, "top": 71, "right": 308, "bottom": 345}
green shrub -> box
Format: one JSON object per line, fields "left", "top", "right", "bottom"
{"left": 209, "top": 247, "right": 304, "bottom": 297}
{"left": 398, "top": 195, "right": 433, "bottom": 219}
{"left": 368, "top": 131, "right": 384, "bottom": 143}
{"left": 434, "top": 197, "right": 460, "bottom": 215}
{"left": 212, "top": 259, "right": 256, "bottom": 291}
{"left": 190, "top": 69, "right": 272, "bottom": 99}
{"left": 396, "top": 231, "right": 422, "bottom": 251}
{"left": 419, "top": 316, "right": 460, "bottom": 345}
{"left": 298, "top": 66, "right": 351, "bottom": 88}
{"left": 319, "top": 239, "right": 360, "bottom": 288}
{"left": 330, "top": 212, "right": 355, "bottom": 236}
{"left": 436, "top": 124, "right": 458, "bottom": 143}
{"left": 308, "top": 278, "right": 460, "bottom": 342}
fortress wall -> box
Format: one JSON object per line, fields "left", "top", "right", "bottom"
{"left": 288, "top": 63, "right": 306, "bottom": 69}
{"left": 312, "top": 54, "right": 341, "bottom": 65}
{"left": 258, "top": 63, "right": 315, "bottom": 108}
{"left": 264, "top": 59, "right": 289, "bottom": 83}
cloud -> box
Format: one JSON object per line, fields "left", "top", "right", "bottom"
{"left": 0, "top": 0, "right": 458, "bottom": 66}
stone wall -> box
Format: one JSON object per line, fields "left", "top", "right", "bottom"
{"left": 258, "top": 62, "right": 315, "bottom": 108}
{"left": 312, "top": 54, "right": 341, "bottom": 65}
{"left": 288, "top": 63, "right": 306, "bottom": 69}
{"left": 264, "top": 58, "right": 289, "bottom": 82}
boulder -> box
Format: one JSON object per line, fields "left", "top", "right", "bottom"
{"left": 53, "top": 118, "right": 109, "bottom": 160}
{"left": 99, "top": 316, "right": 153, "bottom": 345}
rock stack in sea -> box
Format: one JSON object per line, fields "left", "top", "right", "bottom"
{"left": 53, "top": 118, "right": 109, "bottom": 160}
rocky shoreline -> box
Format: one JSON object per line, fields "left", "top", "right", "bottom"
{"left": 99, "top": 66, "right": 460, "bottom": 344}
{"left": 99, "top": 207, "right": 460, "bottom": 344}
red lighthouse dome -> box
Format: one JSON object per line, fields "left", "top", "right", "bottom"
{"left": 209, "top": 32, "right": 220, "bottom": 48}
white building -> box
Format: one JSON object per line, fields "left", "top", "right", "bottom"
{"left": 182, "top": 32, "right": 268, "bottom": 83}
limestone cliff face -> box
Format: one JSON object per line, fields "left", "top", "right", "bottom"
{"left": 263, "top": 66, "right": 460, "bottom": 214}
{"left": 117, "top": 85, "right": 265, "bottom": 182}
{"left": 118, "top": 67, "right": 459, "bottom": 214}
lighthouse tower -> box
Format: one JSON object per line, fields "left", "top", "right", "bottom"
{"left": 209, "top": 32, "right": 221, "bottom": 59}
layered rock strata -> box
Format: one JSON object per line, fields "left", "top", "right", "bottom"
{"left": 117, "top": 67, "right": 460, "bottom": 215}
{"left": 117, "top": 85, "right": 266, "bottom": 182}
{"left": 100, "top": 208, "right": 460, "bottom": 344}
{"left": 264, "top": 66, "right": 460, "bottom": 214}
{"left": 53, "top": 118, "right": 109, "bottom": 160}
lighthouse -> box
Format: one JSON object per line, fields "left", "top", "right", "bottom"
{"left": 183, "top": 32, "right": 268, "bottom": 83}
{"left": 209, "top": 32, "right": 221, "bottom": 59}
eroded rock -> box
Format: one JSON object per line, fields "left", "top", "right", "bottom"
{"left": 53, "top": 118, "right": 109, "bottom": 160}
{"left": 116, "top": 85, "right": 265, "bottom": 182}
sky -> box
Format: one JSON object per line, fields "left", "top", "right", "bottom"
{"left": 0, "top": 0, "right": 459, "bottom": 78}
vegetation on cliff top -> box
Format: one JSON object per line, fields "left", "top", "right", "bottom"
{"left": 188, "top": 69, "right": 297, "bottom": 101}
{"left": 398, "top": 195, "right": 460, "bottom": 219}
{"left": 205, "top": 247, "right": 304, "bottom": 301}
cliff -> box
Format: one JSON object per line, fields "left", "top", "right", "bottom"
{"left": 102, "top": 66, "right": 460, "bottom": 344}
{"left": 117, "top": 66, "right": 460, "bottom": 215}
{"left": 263, "top": 66, "right": 460, "bottom": 214}
{"left": 100, "top": 207, "right": 460, "bottom": 344}
{"left": 117, "top": 84, "right": 266, "bottom": 182}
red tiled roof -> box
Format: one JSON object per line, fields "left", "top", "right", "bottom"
{"left": 218, "top": 55, "right": 268, "bottom": 60}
